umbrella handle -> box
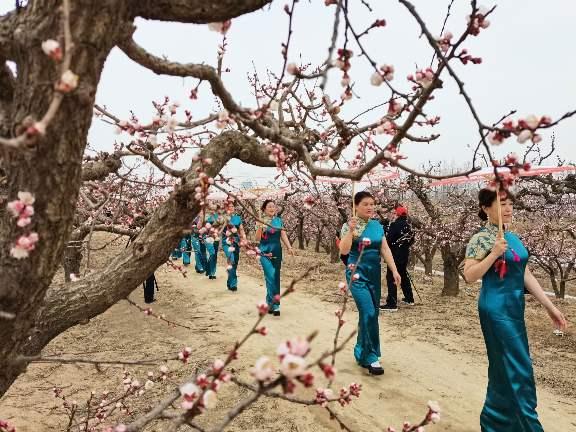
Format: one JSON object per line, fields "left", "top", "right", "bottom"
{"left": 351, "top": 181, "right": 356, "bottom": 217}
{"left": 496, "top": 182, "right": 504, "bottom": 237}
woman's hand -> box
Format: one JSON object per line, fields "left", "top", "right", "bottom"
{"left": 287, "top": 247, "right": 295, "bottom": 257}
{"left": 491, "top": 237, "right": 508, "bottom": 257}
{"left": 547, "top": 306, "right": 568, "bottom": 332}
{"left": 393, "top": 271, "right": 401, "bottom": 288}
{"left": 347, "top": 216, "right": 358, "bottom": 234}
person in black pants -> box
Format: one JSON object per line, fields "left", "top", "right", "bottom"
{"left": 381, "top": 206, "right": 415, "bottom": 311}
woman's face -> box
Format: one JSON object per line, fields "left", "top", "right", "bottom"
{"left": 226, "top": 203, "right": 235, "bottom": 214}
{"left": 263, "top": 201, "right": 277, "bottom": 217}
{"left": 483, "top": 197, "right": 513, "bottom": 224}
{"left": 356, "top": 197, "right": 375, "bottom": 219}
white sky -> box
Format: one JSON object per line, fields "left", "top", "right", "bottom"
{"left": 3, "top": 1, "right": 576, "bottom": 186}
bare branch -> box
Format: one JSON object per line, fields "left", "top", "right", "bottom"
{"left": 130, "top": 0, "right": 272, "bottom": 24}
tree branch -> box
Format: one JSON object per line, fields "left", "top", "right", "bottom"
{"left": 24, "top": 131, "right": 274, "bottom": 356}
{"left": 130, "top": 0, "right": 272, "bottom": 23}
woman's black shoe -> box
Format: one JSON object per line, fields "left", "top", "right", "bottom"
{"left": 367, "top": 364, "right": 384, "bottom": 375}
{"left": 268, "top": 309, "right": 274, "bottom": 315}
{"left": 228, "top": 286, "right": 237, "bottom": 292}
{"left": 208, "top": 275, "right": 216, "bottom": 280}
{"left": 273, "top": 310, "right": 280, "bottom": 317}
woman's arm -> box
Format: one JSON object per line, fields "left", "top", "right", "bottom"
{"left": 239, "top": 224, "right": 247, "bottom": 243}
{"left": 280, "top": 229, "right": 294, "bottom": 254}
{"left": 463, "top": 254, "right": 500, "bottom": 284}
{"left": 524, "top": 267, "right": 567, "bottom": 330}
{"left": 255, "top": 225, "right": 263, "bottom": 242}
{"left": 380, "top": 238, "right": 399, "bottom": 274}
{"left": 381, "top": 238, "right": 401, "bottom": 286}
{"left": 339, "top": 229, "right": 354, "bottom": 255}
{"left": 463, "top": 236, "right": 508, "bottom": 283}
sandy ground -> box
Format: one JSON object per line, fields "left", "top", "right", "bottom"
{"left": 1, "top": 242, "right": 575, "bottom": 431}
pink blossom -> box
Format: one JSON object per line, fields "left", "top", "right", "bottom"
{"left": 517, "top": 129, "right": 533, "bottom": 144}
{"left": 42, "top": 39, "right": 63, "bottom": 61}
{"left": 427, "top": 400, "right": 441, "bottom": 413}
{"left": 287, "top": 63, "right": 299, "bottom": 75}
{"left": 57, "top": 70, "right": 79, "bottom": 93}
{"left": 277, "top": 337, "right": 310, "bottom": 358}
{"left": 488, "top": 132, "right": 505, "bottom": 145}
{"left": 320, "top": 363, "right": 337, "bottom": 380}
{"left": 257, "top": 302, "right": 269, "bottom": 316}
{"left": 114, "top": 425, "right": 127, "bottom": 432}
{"left": 196, "top": 374, "right": 209, "bottom": 389}
{"left": 380, "top": 64, "right": 395, "bottom": 81}
{"left": 370, "top": 71, "right": 384, "bottom": 86}
{"left": 280, "top": 354, "right": 306, "bottom": 378}
{"left": 178, "top": 346, "right": 193, "bottom": 363}
{"left": 352, "top": 273, "right": 360, "bottom": 280}
{"left": 361, "top": 237, "right": 371, "bottom": 247}
{"left": 213, "top": 358, "right": 225, "bottom": 372}
{"left": 256, "top": 326, "right": 268, "bottom": 336}
{"left": 202, "top": 390, "right": 217, "bottom": 409}
{"left": 207, "top": 20, "right": 231, "bottom": 34}
{"left": 10, "top": 232, "right": 39, "bottom": 259}
{"left": 180, "top": 382, "right": 200, "bottom": 409}
{"left": 27, "top": 122, "right": 46, "bottom": 136}
{"left": 315, "top": 387, "right": 334, "bottom": 406}
{"left": 252, "top": 356, "right": 274, "bottom": 381}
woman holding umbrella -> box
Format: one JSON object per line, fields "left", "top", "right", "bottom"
{"left": 464, "top": 187, "right": 567, "bottom": 431}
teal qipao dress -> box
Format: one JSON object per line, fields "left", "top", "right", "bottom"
{"left": 466, "top": 223, "right": 543, "bottom": 432}
{"left": 221, "top": 214, "right": 242, "bottom": 291}
{"left": 259, "top": 216, "right": 284, "bottom": 312}
{"left": 205, "top": 213, "right": 222, "bottom": 277}
{"left": 341, "top": 218, "right": 384, "bottom": 367}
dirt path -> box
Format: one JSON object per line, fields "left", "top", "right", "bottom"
{"left": 2, "top": 260, "right": 575, "bottom": 431}
{"left": 184, "top": 264, "right": 576, "bottom": 431}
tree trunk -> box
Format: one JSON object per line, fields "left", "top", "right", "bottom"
{"left": 0, "top": 2, "right": 132, "bottom": 397}
{"left": 330, "top": 241, "right": 340, "bottom": 264}
{"left": 314, "top": 226, "right": 324, "bottom": 253}
{"left": 441, "top": 246, "right": 460, "bottom": 296}
{"left": 297, "top": 216, "right": 305, "bottom": 250}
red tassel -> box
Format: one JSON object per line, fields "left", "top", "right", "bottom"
{"left": 511, "top": 248, "right": 520, "bottom": 262}
{"left": 494, "top": 258, "right": 507, "bottom": 279}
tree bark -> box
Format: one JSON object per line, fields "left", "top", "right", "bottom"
{"left": 0, "top": 0, "right": 132, "bottom": 397}
{"left": 440, "top": 246, "right": 460, "bottom": 296}
{"left": 297, "top": 215, "right": 305, "bottom": 250}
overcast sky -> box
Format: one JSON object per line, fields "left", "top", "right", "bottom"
{"left": 3, "top": 1, "right": 576, "bottom": 186}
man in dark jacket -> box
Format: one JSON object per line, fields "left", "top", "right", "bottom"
{"left": 381, "top": 206, "right": 415, "bottom": 311}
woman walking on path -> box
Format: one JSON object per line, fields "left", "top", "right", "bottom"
{"left": 339, "top": 191, "right": 401, "bottom": 375}
{"left": 220, "top": 201, "right": 247, "bottom": 291}
{"left": 255, "top": 200, "right": 294, "bottom": 316}
{"left": 464, "top": 188, "right": 567, "bottom": 432}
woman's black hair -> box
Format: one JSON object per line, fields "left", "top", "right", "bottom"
{"left": 261, "top": 199, "right": 274, "bottom": 212}
{"left": 477, "top": 188, "right": 515, "bottom": 221}
{"left": 354, "top": 191, "right": 374, "bottom": 206}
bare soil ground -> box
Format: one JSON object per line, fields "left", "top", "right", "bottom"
{"left": 1, "top": 235, "right": 575, "bottom": 431}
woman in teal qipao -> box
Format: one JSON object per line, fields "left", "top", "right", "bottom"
{"left": 220, "top": 202, "right": 247, "bottom": 291}
{"left": 180, "top": 235, "right": 193, "bottom": 266}
{"left": 191, "top": 216, "right": 207, "bottom": 274}
{"left": 205, "top": 206, "right": 224, "bottom": 280}
{"left": 255, "top": 200, "right": 294, "bottom": 316}
{"left": 339, "top": 191, "right": 401, "bottom": 376}
{"left": 464, "top": 188, "right": 567, "bottom": 432}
